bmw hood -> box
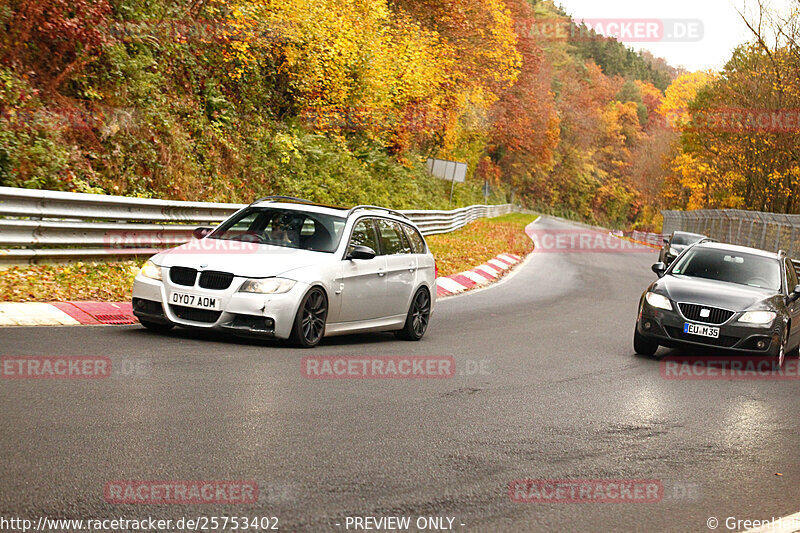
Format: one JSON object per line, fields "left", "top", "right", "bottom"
{"left": 652, "top": 275, "right": 778, "bottom": 312}
{"left": 151, "top": 241, "right": 335, "bottom": 278}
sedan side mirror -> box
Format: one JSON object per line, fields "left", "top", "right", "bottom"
{"left": 652, "top": 262, "right": 667, "bottom": 278}
{"left": 790, "top": 284, "right": 800, "bottom": 302}
{"left": 663, "top": 237, "right": 670, "bottom": 244}
{"left": 193, "top": 227, "right": 213, "bottom": 239}
{"left": 347, "top": 245, "right": 376, "bottom": 260}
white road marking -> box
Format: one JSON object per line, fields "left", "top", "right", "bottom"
{"left": 497, "top": 254, "right": 519, "bottom": 264}
{"left": 474, "top": 265, "right": 500, "bottom": 278}
{"left": 436, "top": 277, "right": 468, "bottom": 294}
{"left": 0, "top": 303, "right": 80, "bottom": 326}
{"left": 488, "top": 258, "right": 511, "bottom": 270}
{"left": 461, "top": 271, "right": 490, "bottom": 285}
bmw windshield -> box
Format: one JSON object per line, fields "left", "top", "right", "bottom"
{"left": 670, "top": 247, "right": 781, "bottom": 291}
{"left": 209, "top": 207, "right": 347, "bottom": 253}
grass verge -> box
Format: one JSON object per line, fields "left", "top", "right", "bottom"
{"left": 426, "top": 213, "right": 538, "bottom": 277}
{"left": 0, "top": 213, "right": 538, "bottom": 302}
{"left": 0, "top": 261, "right": 143, "bottom": 303}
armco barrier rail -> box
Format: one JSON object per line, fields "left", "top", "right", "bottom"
{"left": 662, "top": 209, "right": 800, "bottom": 258}
{"left": 630, "top": 230, "right": 667, "bottom": 247}
{"left": 0, "top": 187, "right": 513, "bottom": 264}
{"left": 662, "top": 209, "right": 800, "bottom": 272}
{"left": 619, "top": 218, "right": 800, "bottom": 273}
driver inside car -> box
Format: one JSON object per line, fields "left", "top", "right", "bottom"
{"left": 269, "top": 214, "right": 299, "bottom": 245}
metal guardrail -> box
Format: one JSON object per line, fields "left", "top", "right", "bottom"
{"left": 0, "top": 187, "right": 514, "bottom": 264}
{"left": 0, "top": 186, "right": 239, "bottom": 222}
{"left": 662, "top": 209, "right": 800, "bottom": 273}
{"left": 403, "top": 205, "right": 513, "bottom": 236}
{"left": 662, "top": 209, "right": 800, "bottom": 259}
{"left": 622, "top": 225, "right": 800, "bottom": 273}
{"left": 629, "top": 230, "right": 667, "bottom": 247}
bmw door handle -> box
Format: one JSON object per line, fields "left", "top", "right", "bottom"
{"left": 377, "top": 270, "right": 386, "bottom": 277}
{"left": 408, "top": 265, "right": 416, "bottom": 272}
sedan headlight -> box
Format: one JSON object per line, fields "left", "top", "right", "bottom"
{"left": 669, "top": 247, "right": 681, "bottom": 256}
{"left": 738, "top": 311, "right": 776, "bottom": 324}
{"left": 139, "top": 260, "right": 162, "bottom": 281}
{"left": 645, "top": 292, "right": 672, "bottom": 311}
{"left": 239, "top": 278, "right": 296, "bottom": 294}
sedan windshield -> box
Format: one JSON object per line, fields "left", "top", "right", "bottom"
{"left": 670, "top": 247, "right": 781, "bottom": 290}
{"left": 209, "top": 207, "right": 346, "bottom": 253}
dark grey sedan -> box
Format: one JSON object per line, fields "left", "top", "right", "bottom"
{"left": 635, "top": 242, "right": 800, "bottom": 366}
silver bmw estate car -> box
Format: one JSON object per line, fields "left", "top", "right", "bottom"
{"left": 132, "top": 197, "right": 437, "bottom": 347}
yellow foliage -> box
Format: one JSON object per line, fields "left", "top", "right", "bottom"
{"left": 658, "top": 71, "right": 716, "bottom": 130}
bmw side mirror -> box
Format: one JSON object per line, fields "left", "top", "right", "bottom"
{"left": 652, "top": 262, "right": 667, "bottom": 278}
{"left": 193, "top": 227, "right": 213, "bottom": 239}
{"left": 347, "top": 245, "right": 376, "bottom": 260}
{"left": 663, "top": 237, "right": 669, "bottom": 244}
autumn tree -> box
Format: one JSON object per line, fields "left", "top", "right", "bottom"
{"left": 485, "top": 0, "right": 559, "bottom": 194}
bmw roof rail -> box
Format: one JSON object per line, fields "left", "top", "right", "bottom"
{"left": 250, "top": 196, "right": 315, "bottom": 206}
{"left": 346, "top": 205, "right": 410, "bottom": 220}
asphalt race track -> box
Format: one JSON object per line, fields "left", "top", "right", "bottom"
{"left": 3, "top": 217, "right": 800, "bottom": 532}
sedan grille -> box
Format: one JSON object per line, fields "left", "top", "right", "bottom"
{"left": 169, "top": 267, "right": 197, "bottom": 286}
{"left": 678, "top": 303, "right": 734, "bottom": 325}
{"left": 199, "top": 270, "right": 234, "bottom": 290}
{"left": 170, "top": 305, "right": 221, "bottom": 323}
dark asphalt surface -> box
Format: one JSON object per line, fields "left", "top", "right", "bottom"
{"left": 3, "top": 216, "right": 800, "bottom": 533}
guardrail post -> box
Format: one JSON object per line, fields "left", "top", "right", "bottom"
{"left": 758, "top": 216, "right": 768, "bottom": 250}
{"left": 736, "top": 216, "right": 743, "bottom": 245}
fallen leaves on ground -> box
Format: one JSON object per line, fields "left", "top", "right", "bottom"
{"left": 0, "top": 260, "right": 143, "bottom": 302}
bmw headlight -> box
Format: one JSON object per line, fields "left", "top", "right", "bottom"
{"left": 239, "top": 278, "right": 296, "bottom": 294}
{"left": 645, "top": 292, "right": 672, "bottom": 311}
{"left": 738, "top": 311, "right": 776, "bottom": 324}
{"left": 139, "top": 260, "right": 162, "bottom": 281}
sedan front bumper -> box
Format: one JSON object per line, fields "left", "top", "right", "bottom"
{"left": 637, "top": 301, "right": 782, "bottom": 355}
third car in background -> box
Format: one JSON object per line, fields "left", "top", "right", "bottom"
{"left": 659, "top": 231, "right": 708, "bottom": 265}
